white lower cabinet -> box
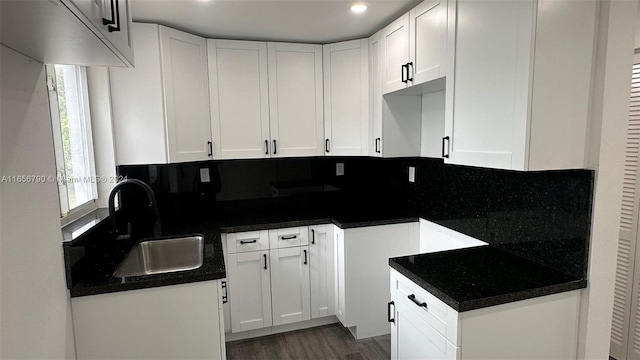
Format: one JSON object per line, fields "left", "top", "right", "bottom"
{"left": 225, "top": 226, "right": 334, "bottom": 335}
{"left": 227, "top": 250, "right": 273, "bottom": 332}
{"left": 390, "top": 269, "right": 581, "bottom": 360}
{"left": 270, "top": 246, "right": 311, "bottom": 325}
{"left": 71, "top": 281, "right": 226, "bottom": 359}
{"left": 309, "top": 225, "right": 335, "bottom": 318}
{"left": 334, "top": 222, "right": 420, "bottom": 339}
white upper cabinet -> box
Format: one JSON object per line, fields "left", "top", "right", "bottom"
{"left": 409, "top": 0, "right": 448, "bottom": 85}
{"left": 369, "top": 31, "right": 384, "bottom": 157}
{"left": 0, "top": 0, "right": 133, "bottom": 67}
{"left": 267, "top": 42, "right": 324, "bottom": 157}
{"left": 110, "top": 24, "right": 213, "bottom": 165}
{"left": 444, "top": 0, "right": 597, "bottom": 171}
{"left": 159, "top": 26, "right": 213, "bottom": 163}
{"left": 382, "top": 0, "right": 448, "bottom": 95}
{"left": 382, "top": 13, "right": 410, "bottom": 94}
{"left": 323, "top": 39, "right": 370, "bottom": 156}
{"left": 208, "top": 40, "right": 270, "bottom": 159}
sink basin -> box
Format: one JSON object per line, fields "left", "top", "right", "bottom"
{"left": 113, "top": 235, "right": 204, "bottom": 277}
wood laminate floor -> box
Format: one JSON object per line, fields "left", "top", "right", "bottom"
{"left": 226, "top": 323, "right": 391, "bottom": 360}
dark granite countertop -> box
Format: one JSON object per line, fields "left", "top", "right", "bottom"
{"left": 390, "top": 246, "right": 587, "bottom": 312}
{"left": 66, "top": 209, "right": 418, "bottom": 297}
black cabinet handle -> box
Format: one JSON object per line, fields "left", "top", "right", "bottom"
{"left": 273, "top": 139, "right": 277, "bottom": 155}
{"left": 265, "top": 140, "right": 269, "bottom": 155}
{"left": 442, "top": 136, "right": 450, "bottom": 159}
{"left": 303, "top": 249, "right": 308, "bottom": 265}
{"left": 281, "top": 235, "right": 297, "bottom": 240}
{"left": 221, "top": 281, "right": 228, "bottom": 304}
{"left": 107, "top": 0, "right": 121, "bottom": 32}
{"left": 207, "top": 141, "right": 213, "bottom": 157}
{"left": 325, "top": 139, "right": 330, "bottom": 153}
{"left": 263, "top": 254, "right": 267, "bottom": 270}
{"left": 388, "top": 301, "right": 395, "bottom": 323}
{"left": 102, "top": 0, "right": 116, "bottom": 26}
{"left": 408, "top": 294, "right": 427, "bottom": 308}
{"left": 401, "top": 64, "right": 408, "bottom": 84}
{"left": 311, "top": 229, "right": 315, "bottom": 244}
{"left": 375, "top": 138, "right": 381, "bottom": 154}
{"left": 239, "top": 239, "right": 257, "bottom": 244}
{"left": 407, "top": 62, "right": 414, "bottom": 82}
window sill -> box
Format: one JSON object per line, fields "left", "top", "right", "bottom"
{"left": 61, "top": 208, "right": 110, "bottom": 243}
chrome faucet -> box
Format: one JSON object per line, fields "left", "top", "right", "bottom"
{"left": 108, "top": 179, "right": 161, "bottom": 240}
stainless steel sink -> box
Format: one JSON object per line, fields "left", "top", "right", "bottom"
{"left": 113, "top": 235, "right": 204, "bottom": 277}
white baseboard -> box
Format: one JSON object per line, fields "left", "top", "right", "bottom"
{"left": 225, "top": 316, "right": 340, "bottom": 342}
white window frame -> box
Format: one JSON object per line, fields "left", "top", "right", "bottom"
{"left": 46, "top": 64, "right": 98, "bottom": 226}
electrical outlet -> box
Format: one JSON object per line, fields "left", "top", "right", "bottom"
{"left": 408, "top": 166, "right": 415, "bottom": 183}
{"left": 336, "top": 163, "right": 345, "bottom": 176}
{"left": 199, "top": 168, "right": 211, "bottom": 183}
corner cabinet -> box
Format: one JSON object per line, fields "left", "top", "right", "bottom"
{"left": 0, "top": 0, "right": 134, "bottom": 67}
{"left": 71, "top": 281, "right": 226, "bottom": 360}
{"left": 389, "top": 269, "right": 581, "bottom": 359}
{"left": 267, "top": 43, "right": 324, "bottom": 157}
{"left": 444, "top": 0, "right": 597, "bottom": 170}
{"left": 110, "top": 23, "right": 213, "bottom": 165}
{"left": 323, "top": 40, "right": 370, "bottom": 156}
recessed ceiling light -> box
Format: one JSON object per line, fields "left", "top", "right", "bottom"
{"left": 351, "top": 4, "right": 367, "bottom": 14}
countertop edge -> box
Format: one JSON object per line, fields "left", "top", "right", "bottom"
{"left": 389, "top": 260, "right": 587, "bottom": 312}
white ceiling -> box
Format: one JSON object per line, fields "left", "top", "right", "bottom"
{"left": 131, "top": 0, "right": 420, "bottom": 44}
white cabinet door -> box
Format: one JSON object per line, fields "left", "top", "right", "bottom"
{"left": 382, "top": 13, "right": 410, "bottom": 94}
{"left": 72, "top": 281, "right": 224, "bottom": 360}
{"left": 208, "top": 40, "right": 270, "bottom": 159}
{"left": 101, "top": 0, "right": 133, "bottom": 63}
{"left": 270, "top": 246, "right": 311, "bottom": 326}
{"left": 445, "top": 0, "right": 534, "bottom": 169}
{"left": 334, "top": 227, "right": 348, "bottom": 326}
{"left": 267, "top": 42, "right": 324, "bottom": 157}
{"left": 110, "top": 23, "right": 167, "bottom": 165}
{"left": 228, "top": 250, "right": 272, "bottom": 332}
{"left": 323, "top": 39, "right": 369, "bottom": 156}
{"left": 369, "top": 30, "right": 383, "bottom": 157}
{"left": 409, "top": 0, "right": 447, "bottom": 85}
{"left": 159, "top": 26, "right": 213, "bottom": 163}
{"left": 309, "top": 225, "right": 335, "bottom": 318}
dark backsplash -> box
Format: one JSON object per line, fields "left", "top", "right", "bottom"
{"left": 118, "top": 157, "right": 593, "bottom": 279}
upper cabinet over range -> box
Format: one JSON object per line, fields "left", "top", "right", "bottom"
{"left": 0, "top": 0, "right": 134, "bottom": 67}
{"left": 443, "top": 0, "right": 597, "bottom": 171}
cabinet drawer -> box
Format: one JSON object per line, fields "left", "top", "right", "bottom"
{"left": 269, "top": 226, "right": 309, "bottom": 249}
{"left": 395, "top": 272, "right": 459, "bottom": 345}
{"left": 226, "top": 230, "right": 269, "bottom": 254}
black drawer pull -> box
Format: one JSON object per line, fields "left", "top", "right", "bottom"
{"left": 325, "top": 138, "right": 330, "bottom": 153}
{"left": 375, "top": 138, "right": 381, "bottom": 153}
{"left": 239, "top": 239, "right": 257, "bottom": 245}
{"left": 303, "top": 249, "right": 308, "bottom": 265}
{"left": 407, "top": 62, "right": 414, "bottom": 82}
{"left": 401, "top": 64, "right": 408, "bottom": 84}
{"left": 207, "top": 141, "right": 213, "bottom": 157}
{"left": 265, "top": 140, "right": 269, "bottom": 155}
{"left": 388, "top": 301, "right": 395, "bottom": 323}
{"left": 311, "top": 229, "right": 315, "bottom": 244}
{"left": 263, "top": 254, "right": 267, "bottom": 270}
{"left": 273, "top": 139, "right": 277, "bottom": 155}
{"left": 408, "top": 294, "right": 427, "bottom": 308}
{"left": 281, "top": 235, "right": 297, "bottom": 240}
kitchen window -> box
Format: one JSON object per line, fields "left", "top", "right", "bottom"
{"left": 47, "top": 64, "right": 97, "bottom": 223}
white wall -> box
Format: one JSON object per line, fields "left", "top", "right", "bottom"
{"left": 0, "top": 45, "right": 76, "bottom": 359}
{"left": 581, "top": 0, "right": 639, "bottom": 358}
{"left": 86, "top": 67, "right": 117, "bottom": 208}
